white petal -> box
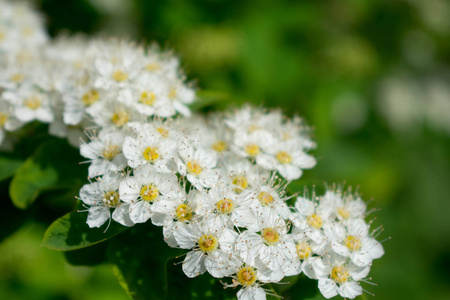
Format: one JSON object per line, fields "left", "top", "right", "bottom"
{"left": 129, "top": 201, "right": 152, "bottom": 223}
{"left": 182, "top": 251, "right": 206, "bottom": 278}
{"left": 86, "top": 206, "right": 110, "bottom": 228}
{"left": 318, "top": 279, "right": 338, "bottom": 299}
{"left": 237, "top": 286, "right": 266, "bottom": 300}
{"left": 112, "top": 204, "right": 135, "bottom": 227}
{"left": 338, "top": 282, "right": 363, "bottom": 299}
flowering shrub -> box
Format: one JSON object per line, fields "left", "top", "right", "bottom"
{"left": 0, "top": 1, "right": 385, "bottom": 299}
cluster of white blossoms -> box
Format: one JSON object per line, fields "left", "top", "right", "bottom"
{"left": 1, "top": 1, "right": 385, "bottom": 300}
{"left": 0, "top": 0, "right": 195, "bottom": 148}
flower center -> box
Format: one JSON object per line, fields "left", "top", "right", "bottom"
{"left": 262, "top": 228, "right": 280, "bottom": 245}
{"left": 82, "top": 89, "right": 99, "bottom": 106}
{"left": 157, "top": 127, "right": 169, "bottom": 138}
{"left": 237, "top": 267, "right": 257, "bottom": 286}
{"left": 145, "top": 63, "right": 160, "bottom": 71}
{"left": 24, "top": 97, "right": 42, "bottom": 110}
{"left": 307, "top": 214, "right": 323, "bottom": 229}
{"left": 139, "top": 91, "right": 156, "bottom": 106}
{"left": 232, "top": 175, "right": 248, "bottom": 193}
{"left": 103, "top": 191, "right": 120, "bottom": 207}
{"left": 142, "top": 146, "right": 160, "bottom": 162}
{"left": 245, "top": 144, "right": 260, "bottom": 157}
{"left": 331, "top": 266, "right": 350, "bottom": 284}
{"left": 112, "top": 70, "right": 128, "bottom": 82}
{"left": 345, "top": 236, "right": 362, "bottom": 252}
{"left": 212, "top": 140, "right": 227, "bottom": 152}
{"left": 140, "top": 185, "right": 159, "bottom": 202}
{"left": 198, "top": 235, "right": 218, "bottom": 253}
{"left": 337, "top": 207, "right": 350, "bottom": 219}
{"left": 168, "top": 87, "right": 177, "bottom": 99}
{"left": 111, "top": 110, "right": 129, "bottom": 127}
{"left": 10, "top": 73, "right": 24, "bottom": 83}
{"left": 187, "top": 161, "right": 202, "bottom": 175}
{"left": 102, "top": 145, "right": 121, "bottom": 160}
{"left": 296, "top": 242, "right": 312, "bottom": 260}
{"left": 175, "top": 204, "right": 192, "bottom": 221}
{"left": 258, "top": 192, "right": 274, "bottom": 206}
{"left": 276, "top": 151, "right": 292, "bottom": 164}
{"left": 216, "top": 198, "right": 234, "bottom": 214}
{"left": 0, "top": 113, "right": 8, "bottom": 127}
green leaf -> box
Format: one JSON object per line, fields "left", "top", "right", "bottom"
{"left": 64, "top": 242, "right": 108, "bottom": 266}
{"left": 0, "top": 156, "right": 23, "bottom": 181}
{"left": 107, "top": 223, "right": 184, "bottom": 300}
{"left": 41, "top": 202, "right": 130, "bottom": 251}
{"left": 9, "top": 139, "right": 87, "bottom": 209}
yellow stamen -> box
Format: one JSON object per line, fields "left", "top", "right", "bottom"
{"left": 10, "top": 73, "right": 24, "bottom": 83}
{"left": 216, "top": 198, "right": 234, "bottom": 214}
{"left": 262, "top": 228, "right": 280, "bottom": 245}
{"left": 24, "top": 97, "right": 41, "bottom": 110}
{"left": 331, "top": 266, "right": 349, "bottom": 284}
{"left": 338, "top": 207, "right": 350, "bottom": 220}
{"left": 111, "top": 110, "right": 129, "bottom": 127}
{"left": 198, "top": 235, "right": 218, "bottom": 253}
{"left": 157, "top": 127, "right": 169, "bottom": 138}
{"left": 245, "top": 144, "right": 260, "bottom": 157}
{"left": 0, "top": 113, "right": 9, "bottom": 127}
{"left": 276, "top": 151, "right": 292, "bottom": 164}
{"left": 296, "top": 242, "right": 312, "bottom": 260}
{"left": 140, "top": 185, "right": 159, "bottom": 202}
{"left": 237, "top": 267, "right": 257, "bottom": 286}
{"left": 345, "top": 236, "right": 362, "bottom": 252}
{"left": 232, "top": 175, "right": 248, "bottom": 193}
{"left": 139, "top": 91, "right": 156, "bottom": 106}
{"left": 103, "top": 191, "right": 120, "bottom": 207}
{"left": 211, "top": 140, "right": 227, "bottom": 152}
{"left": 112, "top": 70, "right": 128, "bottom": 82}
{"left": 168, "top": 87, "right": 177, "bottom": 99}
{"left": 187, "top": 161, "right": 202, "bottom": 175}
{"left": 258, "top": 192, "right": 274, "bottom": 206}
{"left": 175, "top": 204, "right": 192, "bottom": 221}
{"left": 307, "top": 214, "right": 323, "bottom": 229}
{"left": 145, "top": 63, "right": 160, "bottom": 71}
{"left": 102, "top": 145, "right": 121, "bottom": 160}
{"left": 82, "top": 89, "right": 99, "bottom": 106}
{"left": 142, "top": 146, "right": 160, "bottom": 162}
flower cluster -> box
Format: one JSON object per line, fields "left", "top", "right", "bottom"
{"left": 0, "top": 0, "right": 194, "bottom": 148}
{"left": 1, "top": 1, "right": 385, "bottom": 300}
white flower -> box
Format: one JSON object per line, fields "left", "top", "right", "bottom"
{"left": 232, "top": 130, "right": 273, "bottom": 163}
{"left": 174, "top": 216, "right": 238, "bottom": 278}
{"left": 122, "top": 125, "right": 177, "bottom": 171}
{"left": 79, "top": 172, "right": 134, "bottom": 228}
{"left": 0, "top": 98, "right": 23, "bottom": 144}
{"left": 322, "top": 190, "right": 367, "bottom": 221}
{"left": 324, "top": 219, "right": 384, "bottom": 267}
{"left": 119, "top": 164, "right": 180, "bottom": 224}
{"left": 4, "top": 85, "right": 53, "bottom": 123}
{"left": 285, "top": 235, "right": 327, "bottom": 279}
{"left": 177, "top": 143, "right": 219, "bottom": 190}
{"left": 235, "top": 207, "right": 297, "bottom": 273}
{"left": 292, "top": 197, "right": 334, "bottom": 244}
{"left": 80, "top": 127, "right": 128, "bottom": 177}
{"left": 163, "top": 75, "right": 195, "bottom": 116}
{"left": 220, "top": 158, "right": 269, "bottom": 194}
{"left": 315, "top": 251, "right": 370, "bottom": 299}
{"left": 86, "top": 99, "right": 137, "bottom": 129}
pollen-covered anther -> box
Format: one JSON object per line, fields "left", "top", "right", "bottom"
{"left": 175, "top": 204, "right": 192, "bottom": 221}
{"left": 198, "top": 235, "right": 218, "bottom": 253}
{"left": 24, "top": 97, "right": 42, "bottom": 110}
{"left": 103, "top": 191, "right": 120, "bottom": 207}
{"left": 82, "top": 89, "right": 99, "bottom": 106}
{"left": 140, "top": 184, "right": 159, "bottom": 202}
{"left": 168, "top": 87, "right": 177, "bottom": 99}
{"left": 345, "top": 236, "right": 362, "bottom": 251}
{"left": 112, "top": 70, "right": 128, "bottom": 82}
{"left": 331, "top": 266, "right": 350, "bottom": 284}
{"left": 276, "top": 151, "right": 292, "bottom": 164}
{"left": 258, "top": 192, "right": 274, "bottom": 206}
{"left": 143, "top": 146, "right": 160, "bottom": 161}
{"left": 307, "top": 214, "right": 323, "bottom": 229}
{"left": 212, "top": 140, "right": 227, "bottom": 152}
{"left": 262, "top": 228, "right": 280, "bottom": 245}
{"left": 216, "top": 198, "right": 234, "bottom": 214}
{"left": 245, "top": 144, "right": 260, "bottom": 157}
{"left": 296, "top": 242, "right": 312, "bottom": 260}
{"left": 187, "top": 161, "right": 202, "bottom": 175}
{"left": 145, "top": 63, "right": 160, "bottom": 71}
{"left": 111, "top": 110, "right": 129, "bottom": 127}
{"left": 139, "top": 91, "right": 156, "bottom": 106}
{"left": 232, "top": 175, "right": 248, "bottom": 192}
{"left": 237, "top": 267, "right": 257, "bottom": 286}
{"left": 0, "top": 113, "right": 8, "bottom": 127}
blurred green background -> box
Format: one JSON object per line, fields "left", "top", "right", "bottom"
{"left": 2, "top": 0, "right": 450, "bottom": 299}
